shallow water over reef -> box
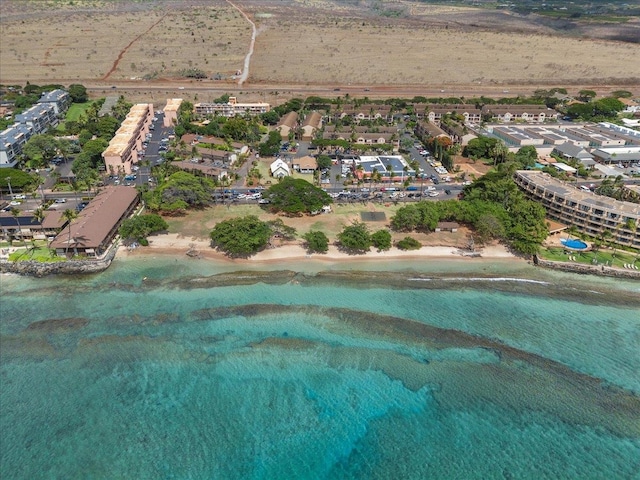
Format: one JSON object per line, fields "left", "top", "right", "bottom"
{"left": 1, "top": 258, "right": 639, "bottom": 479}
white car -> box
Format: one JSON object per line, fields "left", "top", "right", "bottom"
{"left": 12, "top": 194, "right": 26, "bottom": 200}
{"left": 428, "top": 191, "right": 440, "bottom": 197}
{"left": 54, "top": 198, "right": 67, "bottom": 203}
{"left": 9, "top": 200, "right": 21, "bottom": 206}
{"left": 426, "top": 186, "right": 436, "bottom": 191}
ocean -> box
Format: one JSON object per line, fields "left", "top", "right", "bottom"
{"left": 1, "top": 255, "right": 639, "bottom": 479}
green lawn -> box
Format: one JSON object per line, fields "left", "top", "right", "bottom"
{"left": 8, "top": 246, "right": 66, "bottom": 263}
{"left": 57, "top": 102, "right": 94, "bottom": 132}
{"left": 538, "top": 246, "right": 638, "bottom": 268}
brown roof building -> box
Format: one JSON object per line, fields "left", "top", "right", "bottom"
{"left": 301, "top": 111, "right": 323, "bottom": 140}
{"left": 50, "top": 186, "right": 139, "bottom": 257}
{"left": 277, "top": 111, "right": 299, "bottom": 140}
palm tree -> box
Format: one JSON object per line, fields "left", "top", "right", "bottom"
{"left": 31, "top": 207, "right": 45, "bottom": 249}
{"left": 565, "top": 225, "right": 578, "bottom": 242}
{"left": 10, "top": 208, "right": 26, "bottom": 248}
{"left": 62, "top": 208, "right": 78, "bottom": 256}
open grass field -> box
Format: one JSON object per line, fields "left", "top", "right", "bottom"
{"left": 1, "top": 0, "right": 638, "bottom": 98}
{"left": 163, "top": 201, "right": 472, "bottom": 249}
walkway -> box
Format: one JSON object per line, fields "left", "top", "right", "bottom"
{"left": 226, "top": 0, "right": 256, "bottom": 86}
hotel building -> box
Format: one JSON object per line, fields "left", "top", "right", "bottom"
{"left": 514, "top": 170, "right": 640, "bottom": 248}
{"left": 163, "top": 98, "right": 182, "bottom": 127}
{"left": 102, "top": 103, "right": 154, "bottom": 175}
{"left": 194, "top": 97, "right": 269, "bottom": 117}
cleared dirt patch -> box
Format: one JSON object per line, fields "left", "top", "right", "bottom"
{"left": 1, "top": 0, "right": 638, "bottom": 90}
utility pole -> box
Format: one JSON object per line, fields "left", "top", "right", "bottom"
{"left": 6, "top": 176, "right": 14, "bottom": 198}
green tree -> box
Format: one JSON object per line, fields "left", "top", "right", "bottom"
{"left": 396, "top": 236, "right": 421, "bottom": 250}
{"left": 210, "top": 215, "right": 271, "bottom": 257}
{"left": 578, "top": 90, "right": 597, "bottom": 102}
{"left": 371, "top": 229, "right": 392, "bottom": 251}
{"left": 22, "top": 135, "right": 59, "bottom": 167}
{"left": 68, "top": 84, "right": 88, "bottom": 103}
{"left": 316, "top": 155, "right": 332, "bottom": 170}
{"left": 144, "top": 171, "right": 214, "bottom": 212}
{"left": 118, "top": 214, "right": 168, "bottom": 245}
{"left": 62, "top": 208, "right": 78, "bottom": 255}
{"left": 258, "top": 130, "right": 282, "bottom": 157}
{"left": 302, "top": 230, "right": 329, "bottom": 253}
{"left": 337, "top": 221, "right": 371, "bottom": 253}
{"left": 263, "top": 177, "right": 332, "bottom": 216}
{"left": 10, "top": 208, "right": 26, "bottom": 247}
{"left": 0, "top": 170, "right": 35, "bottom": 193}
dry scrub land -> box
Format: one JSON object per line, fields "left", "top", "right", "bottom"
{"left": 1, "top": 0, "right": 639, "bottom": 89}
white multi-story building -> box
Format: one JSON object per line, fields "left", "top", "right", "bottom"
{"left": 514, "top": 170, "right": 640, "bottom": 248}
{"left": 194, "top": 97, "right": 269, "bottom": 117}
{"left": 0, "top": 124, "right": 34, "bottom": 168}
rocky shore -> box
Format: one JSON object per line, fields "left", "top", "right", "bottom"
{"left": 534, "top": 256, "right": 640, "bottom": 280}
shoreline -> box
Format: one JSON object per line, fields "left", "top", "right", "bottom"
{"left": 121, "top": 233, "right": 519, "bottom": 265}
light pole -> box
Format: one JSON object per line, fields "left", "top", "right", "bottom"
{"left": 6, "top": 176, "right": 14, "bottom": 199}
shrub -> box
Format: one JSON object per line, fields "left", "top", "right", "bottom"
{"left": 302, "top": 230, "right": 329, "bottom": 253}
{"left": 396, "top": 236, "right": 422, "bottom": 250}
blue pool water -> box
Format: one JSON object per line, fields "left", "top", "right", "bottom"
{"left": 561, "top": 238, "right": 588, "bottom": 249}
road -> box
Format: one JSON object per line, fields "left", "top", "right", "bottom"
{"left": 81, "top": 80, "right": 637, "bottom": 103}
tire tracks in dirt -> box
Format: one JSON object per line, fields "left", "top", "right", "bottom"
{"left": 102, "top": 13, "right": 168, "bottom": 81}
{"left": 225, "top": 0, "right": 256, "bottom": 86}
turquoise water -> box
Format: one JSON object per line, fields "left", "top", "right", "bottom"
{"left": 1, "top": 257, "right": 639, "bottom": 479}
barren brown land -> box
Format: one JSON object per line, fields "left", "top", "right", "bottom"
{"left": 1, "top": 0, "right": 639, "bottom": 100}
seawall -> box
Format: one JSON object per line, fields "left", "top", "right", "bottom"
{"left": 534, "top": 256, "right": 640, "bottom": 280}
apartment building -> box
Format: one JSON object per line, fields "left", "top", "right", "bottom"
{"left": 14, "top": 103, "right": 57, "bottom": 134}
{"left": 416, "top": 104, "right": 482, "bottom": 124}
{"left": 0, "top": 124, "right": 33, "bottom": 168}
{"left": 276, "top": 111, "right": 298, "bottom": 140}
{"left": 301, "top": 111, "right": 322, "bottom": 140}
{"left": 564, "top": 126, "right": 626, "bottom": 147}
{"left": 194, "top": 97, "right": 269, "bottom": 117}
{"left": 514, "top": 170, "right": 640, "bottom": 248}
{"left": 37, "top": 89, "right": 70, "bottom": 115}
{"left": 590, "top": 146, "right": 640, "bottom": 166}
{"left": 493, "top": 126, "right": 545, "bottom": 146}
{"left": 482, "top": 105, "right": 559, "bottom": 123}
{"left": 102, "top": 103, "right": 154, "bottom": 175}
{"left": 163, "top": 98, "right": 182, "bottom": 127}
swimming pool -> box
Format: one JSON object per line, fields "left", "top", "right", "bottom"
{"left": 561, "top": 238, "right": 588, "bottom": 250}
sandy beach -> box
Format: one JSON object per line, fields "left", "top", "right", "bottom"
{"left": 121, "top": 232, "right": 519, "bottom": 265}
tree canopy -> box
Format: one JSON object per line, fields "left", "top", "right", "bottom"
{"left": 258, "top": 130, "right": 282, "bottom": 157}
{"left": 264, "top": 177, "right": 332, "bottom": 216}
{"left": 144, "top": 171, "right": 215, "bottom": 213}
{"left": 337, "top": 221, "right": 371, "bottom": 253}
{"left": 0, "top": 169, "right": 36, "bottom": 193}
{"left": 371, "top": 229, "right": 392, "bottom": 251}
{"left": 118, "top": 214, "right": 168, "bottom": 245}
{"left": 391, "top": 167, "right": 548, "bottom": 255}
{"left": 302, "top": 230, "right": 329, "bottom": 253}
{"left": 209, "top": 215, "right": 272, "bottom": 257}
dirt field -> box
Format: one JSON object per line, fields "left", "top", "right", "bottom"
{"left": 1, "top": 0, "right": 639, "bottom": 96}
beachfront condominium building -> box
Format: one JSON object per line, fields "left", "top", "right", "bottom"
{"left": 194, "top": 97, "right": 270, "bottom": 118}
{"left": 0, "top": 124, "right": 34, "bottom": 168}
{"left": 14, "top": 104, "right": 57, "bottom": 134}
{"left": 163, "top": 98, "right": 182, "bottom": 127}
{"left": 514, "top": 170, "right": 640, "bottom": 249}
{"left": 37, "top": 89, "right": 71, "bottom": 115}
{"left": 102, "top": 103, "right": 154, "bottom": 175}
